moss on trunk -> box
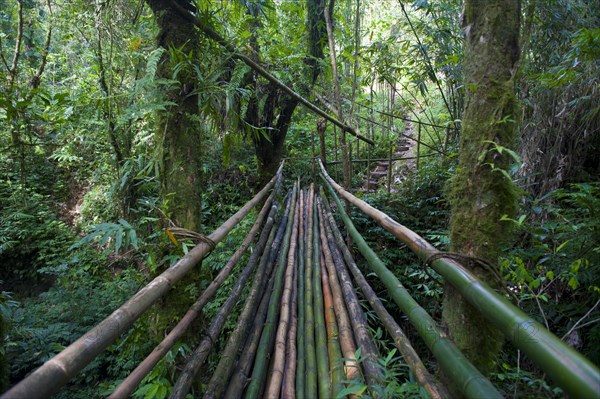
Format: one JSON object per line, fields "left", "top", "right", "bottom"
{"left": 443, "top": 0, "right": 521, "bottom": 377}
{"left": 146, "top": 0, "right": 202, "bottom": 232}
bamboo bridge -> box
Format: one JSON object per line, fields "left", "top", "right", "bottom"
{"left": 3, "top": 162, "right": 600, "bottom": 399}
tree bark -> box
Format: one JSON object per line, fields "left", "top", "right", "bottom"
{"left": 444, "top": 0, "right": 521, "bottom": 376}
{"left": 146, "top": 0, "right": 202, "bottom": 231}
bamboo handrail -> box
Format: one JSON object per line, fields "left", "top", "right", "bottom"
{"left": 1, "top": 164, "right": 284, "bottom": 399}
{"left": 319, "top": 159, "right": 600, "bottom": 399}
{"left": 321, "top": 173, "right": 502, "bottom": 399}
{"left": 320, "top": 195, "right": 449, "bottom": 399}
{"left": 111, "top": 189, "right": 279, "bottom": 399}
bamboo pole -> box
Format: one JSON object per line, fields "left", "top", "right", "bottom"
{"left": 320, "top": 160, "right": 600, "bottom": 399}
{"left": 320, "top": 256, "right": 345, "bottom": 398}
{"left": 417, "top": 124, "right": 421, "bottom": 171}
{"left": 265, "top": 186, "right": 300, "bottom": 398}
{"left": 169, "top": 201, "right": 284, "bottom": 399}
{"left": 312, "top": 200, "right": 331, "bottom": 399}
{"left": 316, "top": 204, "right": 359, "bottom": 383}
{"left": 317, "top": 198, "right": 383, "bottom": 391}
{"left": 168, "top": 1, "right": 373, "bottom": 146}
{"left": 244, "top": 185, "right": 298, "bottom": 399}
{"left": 112, "top": 192, "right": 278, "bottom": 399}
{"left": 303, "top": 186, "right": 318, "bottom": 399}
{"left": 295, "top": 190, "right": 306, "bottom": 399}
{"left": 321, "top": 197, "right": 449, "bottom": 399}
{"left": 387, "top": 144, "right": 392, "bottom": 193}
{"left": 281, "top": 249, "right": 299, "bottom": 398}
{"left": 223, "top": 240, "right": 281, "bottom": 399}
{"left": 2, "top": 165, "right": 283, "bottom": 399}
{"left": 202, "top": 205, "right": 282, "bottom": 399}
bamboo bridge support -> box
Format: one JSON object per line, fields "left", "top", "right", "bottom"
{"left": 4, "top": 162, "right": 599, "bottom": 399}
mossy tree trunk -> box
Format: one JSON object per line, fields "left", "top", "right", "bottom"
{"left": 146, "top": 0, "right": 202, "bottom": 232}
{"left": 443, "top": 0, "right": 521, "bottom": 376}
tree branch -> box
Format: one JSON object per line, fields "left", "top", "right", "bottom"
{"left": 168, "top": 0, "right": 374, "bottom": 146}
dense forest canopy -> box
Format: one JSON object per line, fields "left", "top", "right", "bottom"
{"left": 1, "top": 0, "right": 598, "bottom": 397}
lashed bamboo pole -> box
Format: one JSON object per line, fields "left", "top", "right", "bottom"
{"left": 2, "top": 166, "right": 283, "bottom": 399}
{"left": 316, "top": 203, "right": 359, "bottom": 383}
{"left": 321, "top": 175, "right": 503, "bottom": 399}
{"left": 320, "top": 160, "right": 600, "bottom": 399}
{"left": 320, "top": 256, "right": 344, "bottom": 398}
{"left": 317, "top": 198, "right": 383, "bottom": 391}
{"left": 312, "top": 201, "right": 331, "bottom": 399}
{"left": 265, "top": 186, "right": 300, "bottom": 398}
{"left": 169, "top": 204, "right": 284, "bottom": 399}
{"left": 295, "top": 190, "right": 306, "bottom": 399}
{"left": 321, "top": 197, "right": 449, "bottom": 399}
{"left": 112, "top": 192, "right": 279, "bottom": 399}
{"left": 303, "top": 186, "right": 318, "bottom": 399}
{"left": 244, "top": 185, "right": 298, "bottom": 399}
{"left": 202, "top": 206, "right": 283, "bottom": 399}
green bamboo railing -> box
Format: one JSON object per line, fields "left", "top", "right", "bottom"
{"left": 321, "top": 173, "right": 503, "bottom": 399}
{"left": 320, "top": 194, "right": 449, "bottom": 399}
{"left": 111, "top": 189, "right": 279, "bottom": 399}
{"left": 320, "top": 160, "right": 600, "bottom": 399}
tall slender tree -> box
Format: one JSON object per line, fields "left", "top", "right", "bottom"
{"left": 443, "top": 0, "right": 521, "bottom": 376}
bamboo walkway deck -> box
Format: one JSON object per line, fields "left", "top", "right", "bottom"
{"left": 3, "top": 163, "right": 599, "bottom": 399}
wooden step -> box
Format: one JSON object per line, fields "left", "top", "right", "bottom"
{"left": 363, "top": 179, "right": 380, "bottom": 186}
{"left": 371, "top": 171, "right": 388, "bottom": 177}
{"left": 377, "top": 161, "right": 390, "bottom": 167}
{"left": 396, "top": 146, "right": 410, "bottom": 152}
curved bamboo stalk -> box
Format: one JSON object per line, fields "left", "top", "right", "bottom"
{"left": 320, "top": 174, "right": 503, "bottom": 399}
{"left": 202, "top": 205, "right": 283, "bottom": 399}
{"left": 303, "top": 185, "right": 318, "bottom": 399}
{"left": 244, "top": 185, "right": 298, "bottom": 399}
{"left": 265, "top": 187, "right": 300, "bottom": 398}
{"left": 2, "top": 165, "right": 283, "bottom": 399}
{"left": 112, "top": 192, "right": 278, "bottom": 399}
{"left": 312, "top": 200, "right": 331, "bottom": 399}
{"left": 321, "top": 195, "right": 449, "bottom": 399}
{"left": 320, "top": 160, "right": 600, "bottom": 398}
{"left": 294, "top": 190, "right": 306, "bottom": 399}
{"left": 320, "top": 255, "right": 344, "bottom": 398}
{"left": 316, "top": 198, "right": 383, "bottom": 391}
{"left": 169, "top": 202, "right": 284, "bottom": 399}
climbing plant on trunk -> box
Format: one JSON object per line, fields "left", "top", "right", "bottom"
{"left": 244, "top": 0, "right": 329, "bottom": 180}
{"left": 444, "top": 0, "right": 521, "bottom": 377}
{"left": 146, "top": 0, "right": 203, "bottom": 231}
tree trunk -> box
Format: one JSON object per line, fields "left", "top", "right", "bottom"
{"left": 146, "top": 0, "right": 202, "bottom": 231}
{"left": 443, "top": 0, "right": 521, "bottom": 376}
